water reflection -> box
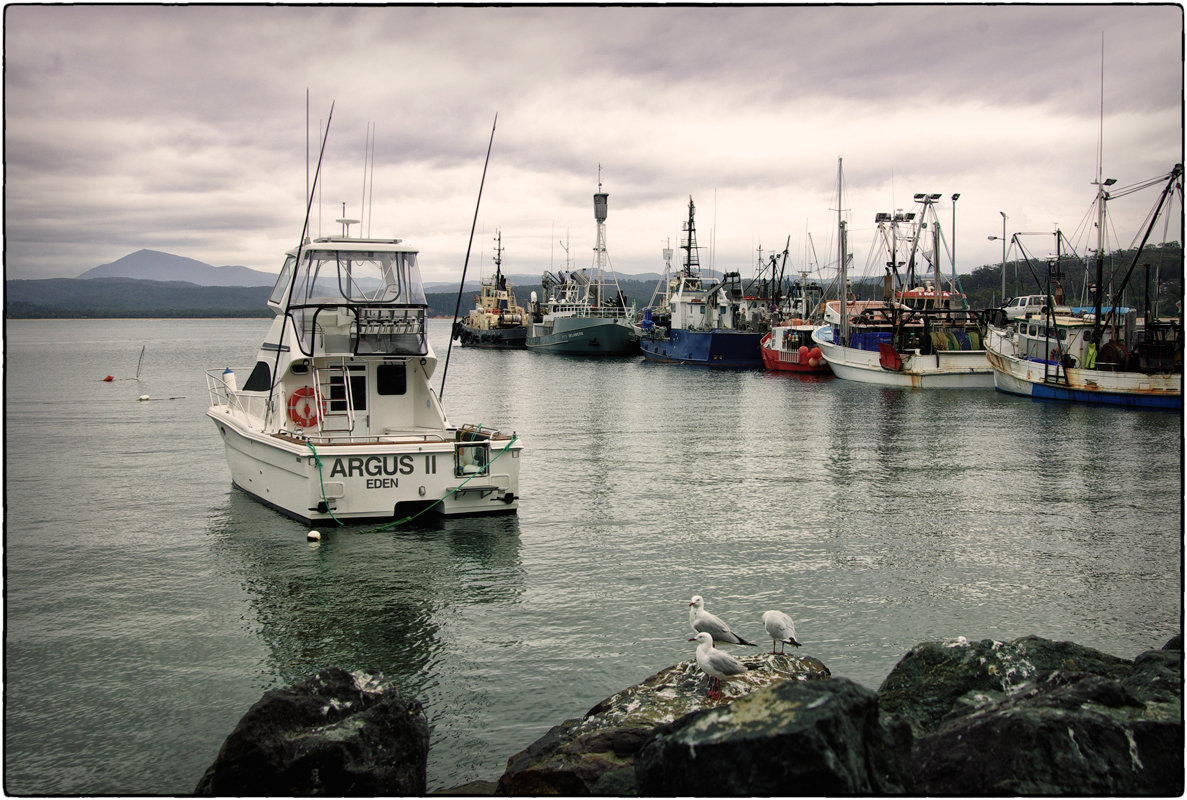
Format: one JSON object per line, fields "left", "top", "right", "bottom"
{"left": 208, "top": 490, "right": 523, "bottom": 688}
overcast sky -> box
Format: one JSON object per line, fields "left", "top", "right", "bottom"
{"left": 5, "top": 4, "right": 1183, "bottom": 290}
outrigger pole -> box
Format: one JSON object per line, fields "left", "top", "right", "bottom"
{"left": 264, "top": 101, "right": 334, "bottom": 428}
{"left": 440, "top": 113, "right": 497, "bottom": 401}
{"left": 1099, "top": 164, "right": 1183, "bottom": 335}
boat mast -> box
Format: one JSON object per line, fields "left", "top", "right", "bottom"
{"left": 682, "top": 198, "right": 699, "bottom": 279}
{"left": 837, "top": 157, "right": 849, "bottom": 346}
{"left": 593, "top": 165, "right": 609, "bottom": 309}
{"left": 494, "top": 229, "right": 503, "bottom": 288}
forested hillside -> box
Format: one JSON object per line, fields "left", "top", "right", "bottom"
{"left": 7, "top": 278, "right": 274, "bottom": 318}
{"left": 7, "top": 244, "right": 1179, "bottom": 319}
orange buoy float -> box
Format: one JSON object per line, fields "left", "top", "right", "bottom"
{"left": 103, "top": 375, "right": 114, "bottom": 382}
{"left": 287, "top": 386, "right": 325, "bottom": 427}
{"left": 798, "top": 345, "right": 810, "bottom": 362}
{"left": 809, "top": 346, "right": 823, "bottom": 361}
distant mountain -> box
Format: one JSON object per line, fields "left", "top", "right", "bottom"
{"left": 78, "top": 249, "right": 276, "bottom": 287}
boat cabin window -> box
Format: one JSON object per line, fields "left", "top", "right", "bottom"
{"left": 1028, "top": 324, "right": 1037, "bottom": 336}
{"left": 292, "top": 250, "right": 427, "bottom": 306}
{"left": 242, "top": 361, "right": 272, "bottom": 391}
{"left": 376, "top": 363, "right": 407, "bottom": 396}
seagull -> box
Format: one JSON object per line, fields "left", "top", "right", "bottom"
{"left": 689, "top": 631, "right": 757, "bottom": 699}
{"left": 762, "top": 610, "right": 802, "bottom": 654}
{"left": 688, "top": 595, "right": 756, "bottom": 646}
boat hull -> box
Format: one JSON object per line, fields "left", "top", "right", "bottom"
{"left": 208, "top": 407, "right": 522, "bottom": 525}
{"left": 640, "top": 328, "right": 764, "bottom": 369}
{"left": 812, "top": 326, "right": 994, "bottom": 388}
{"left": 526, "top": 316, "right": 638, "bottom": 355}
{"left": 986, "top": 349, "right": 1182, "bottom": 410}
{"left": 456, "top": 322, "right": 527, "bottom": 349}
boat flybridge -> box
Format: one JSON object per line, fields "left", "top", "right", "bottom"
{"left": 206, "top": 234, "right": 522, "bottom": 525}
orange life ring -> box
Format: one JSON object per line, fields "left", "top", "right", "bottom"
{"left": 287, "top": 386, "right": 325, "bottom": 427}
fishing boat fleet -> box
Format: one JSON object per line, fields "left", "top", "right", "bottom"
{"left": 451, "top": 159, "right": 1181, "bottom": 411}
{"left": 206, "top": 118, "right": 1181, "bottom": 526}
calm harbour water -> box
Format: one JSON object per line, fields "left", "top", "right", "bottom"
{"left": 4, "top": 317, "right": 1182, "bottom": 794}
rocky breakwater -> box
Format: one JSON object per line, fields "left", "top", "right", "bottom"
{"left": 196, "top": 635, "right": 1181, "bottom": 795}
{"left": 503, "top": 634, "right": 1182, "bottom": 795}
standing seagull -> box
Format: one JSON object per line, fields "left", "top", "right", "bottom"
{"left": 688, "top": 595, "right": 756, "bottom": 646}
{"left": 762, "top": 610, "right": 802, "bottom": 654}
{"left": 689, "top": 631, "right": 755, "bottom": 699}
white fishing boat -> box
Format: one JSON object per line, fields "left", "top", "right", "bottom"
{"left": 984, "top": 163, "right": 1182, "bottom": 409}
{"left": 813, "top": 158, "right": 994, "bottom": 389}
{"left": 206, "top": 232, "right": 522, "bottom": 525}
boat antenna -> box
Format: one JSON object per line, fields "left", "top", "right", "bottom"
{"left": 360, "top": 122, "right": 376, "bottom": 238}
{"left": 264, "top": 100, "right": 335, "bottom": 427}
{"left": 305, "top": 89, "right": 309, "bottom": 222}
{"left": 440, "top": 112, "right": 498, "bottom": 400}
{"left": 367, "top": 124, "right": 376, "bottom": 237}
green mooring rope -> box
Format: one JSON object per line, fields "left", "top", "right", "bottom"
{"left": 305, "top": 440, "right": 344, "bottom": 527}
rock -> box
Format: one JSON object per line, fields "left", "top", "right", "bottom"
{"left": 195, "top": 667, "right": 428, "bottom": 796}
{"left": 912, "top": 669, "right": 1182, "bottom": 795}
{"left": 436, "top": 779, "right": 497, "bottom": 795}
{"left": 1123, "top": 648, "right": 1184, "bottom": 707}
{"left": 877, "top": 635, "right": 1133, "bottom": 736}
{"left": 635, "top": 677, "right": 912, "bottom": 795}
{"left": 496, "top": 652, "right": 829, "bottom": 795}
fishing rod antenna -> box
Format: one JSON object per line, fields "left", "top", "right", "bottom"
{"left": 440, "top": 113, "right": 498, "bottom": 400}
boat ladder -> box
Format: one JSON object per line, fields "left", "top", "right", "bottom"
{"left": 313, "top": 360, "right": 359, "bottom": 434}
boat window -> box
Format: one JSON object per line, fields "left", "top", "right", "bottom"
{"left": 1028, "top": 324, "right": 1037, "bottom": 336}
{"left": 376, "top": 363, "right": 407, "bottom": 396}
{"left": 1058, "top": 328, "right": 1067, "bottom": 340}
{"left": 242, "top": 361, "right": 271, "bottom": 391}
{"left": 269, "top": 257, "right": 295, "bottom": 305}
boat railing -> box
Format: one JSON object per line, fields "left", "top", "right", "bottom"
{"left": 290, "top": 430, "right": 454, "bottom": 445}
{"left": 546, "top": 300, "right": 630, "bottom": 319}
{"left": 206, "top": 367, "right": 268, "bottom": 418}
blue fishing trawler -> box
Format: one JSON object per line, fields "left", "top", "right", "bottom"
{"left": 639, "top": 197, "right": 765, "bottom": 368}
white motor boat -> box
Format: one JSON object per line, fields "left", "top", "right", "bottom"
{"left": 207, "top": 235, "right": 522, "bottom": 525}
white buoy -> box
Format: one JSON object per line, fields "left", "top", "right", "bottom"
{"left": 138, "top": 395, "right": 151, "bottom": 401}
{"left": 307, "top": 530, "right": 321, "bottom": 541}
